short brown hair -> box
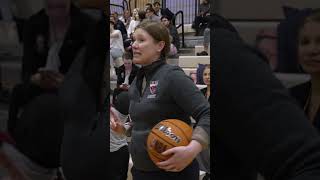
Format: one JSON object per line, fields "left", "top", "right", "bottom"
{"left": 298, "top": 9, "right": 320, "bottom": 35}
{"left": 153, "top": 1, "right": 161, "bottom": 6}
{"left": 123, "top": 50, "right": 133, "bottom": 60}
{"left": 146, "top": 7, "right": 155, "bottom": 13}
{"left": 135, "top": 20, "right": 170, "bottom": 57}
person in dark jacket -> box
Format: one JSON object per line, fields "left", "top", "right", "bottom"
{"left": 153, "top": 1, "right": 174, "bottom": 21}
{"left": 212, "top": 13, "right": 320, "bottom": 180}
{"left": 192, "top": 0, "right": 210, "bottom": 36}
{"left": 8, "top": 0, "right": 94, "bottom": 136}
{"left": 161, "top": 15, "right": 180, "bottom": 52}
{"left": 113, "top": 51, "right": 139, "bottom": 105}
{"left": 59, "top": 2, "right": 108, "bottom": 179}
{"left": 111, "top": 20, "right": 210, "bottom": 180}
{"left": 111, "top": 12, "right": 128, "bottom": 41}
{"left": 290, "top": 9, "right": 320, "bottom": 133}
{"left": 4, "top": 1, "right": 94, "bottom": 179}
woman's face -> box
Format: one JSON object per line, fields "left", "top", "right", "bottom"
{"left": 298, "top": 21, "right": 320, "bottom": 74}
{"left": 203, "top": 67, "right": 210, "bottom": 86}
{"left": 133, "top": 9, "right": 138, "bottom": 16}
{"left": 131, "top": 28, "right": 164, "bottom": 65}
{"left": 124, "top": 59, "right": 133, "bottom": 70}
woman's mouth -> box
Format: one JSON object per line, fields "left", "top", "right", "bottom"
{"left": 133, "top": 52, "right": 141, "bottom": 56}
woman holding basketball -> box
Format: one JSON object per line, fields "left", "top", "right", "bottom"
{"left": 110, "top": 19, "right": 210, "bottom": 180}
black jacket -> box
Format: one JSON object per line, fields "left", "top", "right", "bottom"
{"left": 59, "top": 14, "right": 108, "bottom": 180}
{"left": 11, "top": 4, "right": 94, "bottom": 169}
{"left": 115, "top": 19, "right": 127, "bottom": 40}
{"left": 200, "top": 87, "right": 210, "bottom": 103}
{"left": 21, "top": 4, "right": 94, "bottom": 83}
{"left": 169, "top": 24, "right": 180, "bottom": 50}
{"left": 116, "top": 64, "right": 139, "bottom": 86}
{"left": 290, "top": 81, "right": 320, "bottom": 132}
{"left": 213, "top": 27, "right": 320, "bottom": 180}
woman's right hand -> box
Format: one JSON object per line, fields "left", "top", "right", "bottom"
{"left": 30, "top": 71, "right": 64, "bottom": 89}
{"left": 110, "top": 108, "right": 126, "bottom": 135}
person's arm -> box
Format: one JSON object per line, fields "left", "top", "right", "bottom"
{"left": 213, "top": 27, "right": 320, "bottom": 180}
{"left": 110, "top": 107, "right": 132, "bottom": 136}
{"left": 168, "top": 68, "right": 210, "bottom": 149}
{"left": 110, "top": 30, "right": 120, "bottom": 38}
{"left": 156, "top": 67, "right": 210, "bottom": 172}
{"left": 127, "top": 21, "right": 134, "bottom": 38}
{"left": 0, "top": 146, "right": 28, "bottom": 180}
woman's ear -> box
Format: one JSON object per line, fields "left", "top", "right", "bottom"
{"left": 157, "top": 41, "right": 165, "bottom": 53}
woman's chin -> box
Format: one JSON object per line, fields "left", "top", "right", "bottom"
{"left": 133, "top": 58, "right": 142, "bottom": 65}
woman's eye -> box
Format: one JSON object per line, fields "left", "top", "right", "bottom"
{"left": 300, "top": 37, "right": 310, "bottom": 46}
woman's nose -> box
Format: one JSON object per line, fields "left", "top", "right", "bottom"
{"left": 132, "top": 41, "right": 138, "bottom": 49}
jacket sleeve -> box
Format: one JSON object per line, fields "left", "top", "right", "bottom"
{"left": 168, "top": 67, "right": 210, "bottom": 148}
{"left": 213, "top": 28, "right": 320, "bottom": 180}
{"left": 21, "top": 18, "right": 38, "bottom": 83}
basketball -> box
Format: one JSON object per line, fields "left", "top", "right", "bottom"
{"left": 147, "top": 119, "right": 193, "bottom": 164}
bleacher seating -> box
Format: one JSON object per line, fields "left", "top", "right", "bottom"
{"left": 178, "top": 56, "right": 210, "bottom": 68}
{"left": 194, "top": 45, "right": 204, "bottom": 56}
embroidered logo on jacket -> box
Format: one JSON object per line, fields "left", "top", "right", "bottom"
{"left": 148, "top": 80, "right": 158, "bottom": 98}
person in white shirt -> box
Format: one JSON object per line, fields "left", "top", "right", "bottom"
{"left": 110, "top": 20, "right": 124, "bottom": 69}
{"left": 127, "top": 8, "right": 140, "bottom": 39}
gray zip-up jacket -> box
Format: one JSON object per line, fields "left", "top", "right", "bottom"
{"left": 128, "top": 59, "right": 210, "bottom": 171}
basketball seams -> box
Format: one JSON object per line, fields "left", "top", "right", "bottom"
{"left": 150, "top": 131, "right": 176, "bottom": 147}
{"left": 147, "top": 119, "right": 193, "bottom": 164}
{"left": 163, "top": 120, "right": 192, "bottom": 142}
{"left": 148, "top": 149, "right": 167, "bottom": 161}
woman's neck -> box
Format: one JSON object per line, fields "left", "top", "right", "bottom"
{"left": 141, "top": 55, "right": 161, "bottom": 67}
{"left": 125, "top": 67, "right": 132, "bottom": 72}
{"left": 49, "top": 16, "right": 70, "bottom": 41}
{"left": 206, "top": 85, "right": 210, "bottom": 96}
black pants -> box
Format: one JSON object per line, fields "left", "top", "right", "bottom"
{"left": 131, "top": 160, "right": 199, "bottom": 180}
{"left": 110, "top": 145, "right": 129, "bottom": 180}
{"left": 192, "top": 16, "right": 209, "bottom": 36}
{"left": 112, "top": 87, "right": 128, "bottom": 105}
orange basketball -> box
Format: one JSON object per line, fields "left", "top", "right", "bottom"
{"left": 147, "top": 119, "right": 193, "bottom": 164}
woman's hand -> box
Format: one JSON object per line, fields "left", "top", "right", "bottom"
{"left": 0, "top": 150, "right": 28, "bottom": 180}
{"left": 156, "top": 140, "right": 203, "bottom": 172}
{"left": 110, "top": 108, "right": 126, "bottom": 135}
{"left": 120, "top": 84, "right": 130, "bottom": 90}
{"left": 31, "top": 71, "right": 64, "bottom": 89}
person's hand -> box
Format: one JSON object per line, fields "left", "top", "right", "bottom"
{"left": 120, "top": 84, "right": 129, "bottom": 90}
{"left": 110, "top": 108, "right": 126, "bottom": 135}
{"left": 156, "top": 140, "right": 203, "bottom": 172}
{"left": 31, "top": 70, "right": 64, "bottom": 89}
{"left": 0, "top": 150, "right": 28, "bottom": 180}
